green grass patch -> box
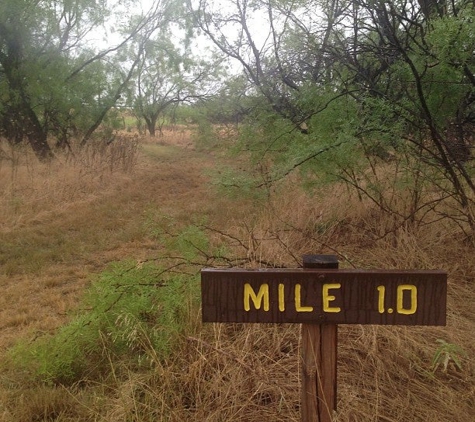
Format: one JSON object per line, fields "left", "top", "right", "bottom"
{"left": 8, "top": 260, "right": 200, "bottom": 385}
{"left": 140, "top": 143, "right": 184, "bottom": 161}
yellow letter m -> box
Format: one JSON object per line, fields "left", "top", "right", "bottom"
{"left": 244, "top": 283, "right": 270, "bottom": 311}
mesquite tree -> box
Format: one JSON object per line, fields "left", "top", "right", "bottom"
{"left": 192, "top": 0, "right": 475, "bottom": 234}
{"left": 0, "top": 0, "right": 176, "bottom": 160}
{"left": 132, "top": 34, "right": 222, "bottom": 137}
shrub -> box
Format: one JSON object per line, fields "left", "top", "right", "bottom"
{"left": 8, "top": 261, "right": 199, "bottom": 385}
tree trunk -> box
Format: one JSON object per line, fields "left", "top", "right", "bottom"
{"left": 2, "top": 102, "right": 54, "bottom": 161}
{"left": 0, "top": 52, "right": 54, "bottom": 161}
{"left": 80, "top": 50, "right": 142, "bottom": 146}
{"left": 145, "top": 116, "right": 156, "bottom": 137}
{"left": 23, "top": 105, "right": 54, "bottom": 161}
{"left": 26, "top": 129, "right": 54, "bottom": 161}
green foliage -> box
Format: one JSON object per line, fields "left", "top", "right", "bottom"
{"left": 132, "top": 33, "right": 225, "bottom": 137}
{"left": 0, "top": 0, "right": 188, "bottom": 156}
{"left": 9, "top": 261, "right": 199, "bottom": 385}
{"left": 196, "top": 0, "right": 475, "bottom": 231}
{"left": 165, "top": 225, "right": 211, "bottom": 261}
{"left": 211, "top": 164, "right": 271, "bottom": 201}
{"left": 0, "top": 0, "right": 114, "bottom": 155}
{"left": 143, "top": 213, "right": 232, "bottom": 267}
{"left": 431, "top": 339, "right": 468, "bottom": 374}
{"left": 202, "top": 75, "right": 257, "bottom": 125}
{"left": 193, "top": 113, "right": 221, "bottom": 150}
{"left": 173, "top": 103, "right": 202, "bottom": 123}
{"left": 423, "top": 12, "right": 475, "bottom": 124}
{"left": 227, "top": 87, "right": 364, "bottom": 191}
{"left": 428, "top": 11, "right": 475, "bottom": 67}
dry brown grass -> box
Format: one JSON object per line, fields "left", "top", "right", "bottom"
{"left": 0, "top": 131, "right": 473, "bottom": 421}
{"left": 178, "top": 178, "right": 474, "bottom": 421}
{"left": 0, "top": 134, "right": 216, "bottom": 348}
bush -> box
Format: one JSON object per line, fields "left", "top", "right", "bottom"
{"left": 8, "top": 261, "right": 199, "bottom": 385}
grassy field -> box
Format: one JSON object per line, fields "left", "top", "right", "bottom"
{"left": 0, "top": 128, "right": 473, "bottom": 421}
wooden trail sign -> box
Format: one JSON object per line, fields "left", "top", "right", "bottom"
{"left": 201, "top": 269, "right": 447, "bottom": 326}
{"left": 201, "top": 258, "right": 447, "bottom": 422}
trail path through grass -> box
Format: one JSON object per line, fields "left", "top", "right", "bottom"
{"left": 0, "top": 140, "right": 219, "bottom": 350}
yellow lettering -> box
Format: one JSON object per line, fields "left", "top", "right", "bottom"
{"left": 377, "top": 285, "right": 386, "bottom": 314}
{"left": 278, "top": 283, "right": 285, "bottom": 312}
{"left": 397, "top": 284, "right": 417, "bottom": 315}
{"left": 244, "top": 283, "right": 269, "bottom": 311}
{"left": 295, "top": 284, "right": 313, "bottom": 312}
{"left": 323, "top": 283, "right": 341, "bottom": 313}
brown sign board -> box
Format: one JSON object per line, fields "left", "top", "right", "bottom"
{"left": 201, "top": 268, "right": 447, "bottom": 326}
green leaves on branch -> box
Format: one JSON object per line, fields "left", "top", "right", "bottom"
{"left": 9, "top": 261, "right": 199, "bottom": 385}
{"left": 0, "top": 0, "right": 193, "bottom": 158}
{"left": 197, "top": 0, "right": 475, "bottom": 232}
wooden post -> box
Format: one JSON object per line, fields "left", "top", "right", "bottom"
{"left": 301, "top": 255, "right": 339, "bottom": 422}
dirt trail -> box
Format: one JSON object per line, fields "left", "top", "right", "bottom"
{"left": 0, "top": 139, "right": 220, "bottom": 350}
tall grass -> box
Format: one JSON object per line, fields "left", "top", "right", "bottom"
{"left": 0, "top": 137, "right": 138, "bottom": 232}
{"left": 138, "top": 179, "right": 474, "bottom": 422}
{"left": 0, "top": 134, "right": 473, "bottom": 421}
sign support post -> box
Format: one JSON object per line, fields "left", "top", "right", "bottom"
{"left": 301, "top": 255, "right": 339, "bottom": 422}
